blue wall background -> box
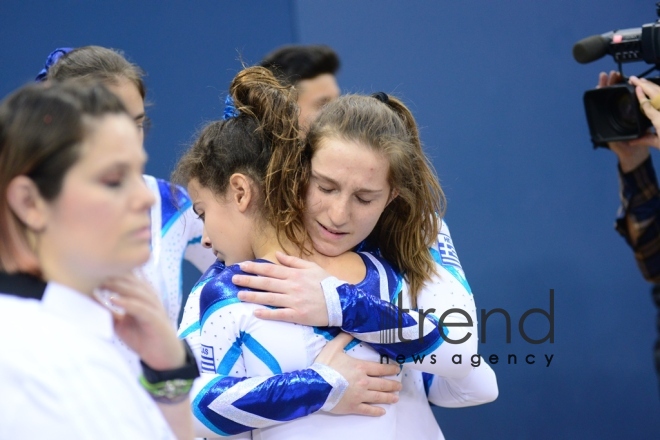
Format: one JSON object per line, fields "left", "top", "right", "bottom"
{"left": 2, "top": 1, "right": 659, "bottom": 438}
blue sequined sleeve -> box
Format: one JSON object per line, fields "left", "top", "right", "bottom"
{"left": 192, "top": 363, "right": 345, "bottom": 437}
{"left": 323, "top": 219, "right": 479, "bottom": 379}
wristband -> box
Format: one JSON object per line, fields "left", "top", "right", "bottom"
{"left": 139, "top": 375, "right": 194, "bottom": 404}
{"left": 139, "top": 340, "right": 200, "bottom": 403}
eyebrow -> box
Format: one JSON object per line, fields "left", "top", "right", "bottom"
{"left": 312, "top": 171, "right": 384, "bottom": 194}
{"left": 102, "top": 156, "right": 147, "bottom": 173}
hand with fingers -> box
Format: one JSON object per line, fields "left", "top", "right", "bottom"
{"left": 314, "top": 333, "right": 401, "bottom": 416}
{"left": 631, "top": 75, "right": 660, "bottom": 133}
{"left": 102, "top": 273, "right": 186, "bottom": 371}
{"left": 234, "top": 251, "right": 332, "bottom": 326}
{"left": 597, "top": 71, "right": 657, "bottom": 172}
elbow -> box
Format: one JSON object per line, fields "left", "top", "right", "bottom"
{"left": 473, "top": 365, "right": 499, "bottom": 405}
{"left": 478, "top": 376, "right": 499, "bottom": 404}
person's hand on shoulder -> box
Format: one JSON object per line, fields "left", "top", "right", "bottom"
{"left": 234, "top": 252, "right": 331, "bottom": 326}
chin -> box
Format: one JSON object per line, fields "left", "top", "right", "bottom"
{"left": 313, "top": 241, "right": 348, "bottom": 258}
{"left": 115, "top": 248, "right": 152, "bottom": 271}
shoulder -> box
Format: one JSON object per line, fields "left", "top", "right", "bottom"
{"left": 360, "top": 251, "right": 396, "bottom": 276}
{"left": 199, "top": 264, "right": 244, "bottom": 312}
{"left": 198, "top": 260, "right": 226, "bottom": 285}
{"left": 359, "top": 251, "right": 402, "bottom": 294}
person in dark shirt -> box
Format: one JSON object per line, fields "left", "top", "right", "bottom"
{"left": 601, "top": 71, "right": 660, "bottom": 386}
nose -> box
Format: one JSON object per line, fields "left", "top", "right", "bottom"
{"left": 201, "top": 225, "right": 212, "bottom": 249}
{"left": 136, "top": 126, "right": 145, "bottom": 146}
{"left": 134, "top": 176, "right": 156, "bottom": 211}
{"left": 327, "top": 196, "right": 349, "bottom": 227}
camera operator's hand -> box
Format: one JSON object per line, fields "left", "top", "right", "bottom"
{"left": 632, "top": 76, "right": 660, "bottom": 132}
{"left": 598, "top": 71, "right": 655, "bottom": 172}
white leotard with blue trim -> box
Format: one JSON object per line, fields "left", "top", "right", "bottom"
{"left": 180, "top": 219, "right": 496, "bottom": 438}
{"left": 191, "top": 252, "right": 401, "bottom": 439}
{"left": 113, "top": 175, "right": 215, "bottom": 375}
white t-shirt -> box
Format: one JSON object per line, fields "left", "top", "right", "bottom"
{"left": 0, "top": 281, "right": 175, "bottom": 439}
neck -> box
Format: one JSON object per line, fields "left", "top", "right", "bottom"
{"left": 37, "top": 242, "right": 99, "bottom": 297}
{"left": 41, "top": 261, "right": 98, "bottom": 297}
{"left": 249, "top": 222, "right": 366, "bottom": 284}
{"left": 250, "top": 222, "right": 290, "bottom": 263}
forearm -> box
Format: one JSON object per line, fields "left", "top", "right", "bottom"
{"left": 324, "top": 222, "right": 478, "bottom": 377}
{"left": 157, "top": 399, "right": 194, "bottom": 440}
{"left": 326, "top": 281, "right": 446, "bottom": 362}
{"left": 192, "top": 364, "right": 346, "bottom": 437}
{"left": 615, "top": 156, "right": 660, "bottom": 281}
{"left": 425, "top": 361, "right": 498, "bottom": 408}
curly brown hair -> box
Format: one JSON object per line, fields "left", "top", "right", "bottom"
{"left": 172, "top": 66, "right": 300, "bottom": 227}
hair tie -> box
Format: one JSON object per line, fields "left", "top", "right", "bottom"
{"left": 371, "top": 92, "right": 390, "bottom": 105}
{"left": 35, "top": 47, "right": 74, "bottom": 82}
{"left": 222, "top": 95, "right": 240, "bottom": 120}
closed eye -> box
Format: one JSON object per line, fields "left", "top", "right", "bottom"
{"left": 103, "top": 179, "right": 123, "bottom": 188}
{"left": 192, "top": 206, "right": 205, "bottom": 222}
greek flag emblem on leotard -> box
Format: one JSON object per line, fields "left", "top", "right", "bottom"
{"left": 438, "top": 233, "right": 462, "bottom": 269}
{"left": 200, "top": 345, "right": 215, "bottom": 373}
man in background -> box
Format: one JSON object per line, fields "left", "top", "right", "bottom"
{"left": 260, "top": 44, "right": 341, "bottom": 129}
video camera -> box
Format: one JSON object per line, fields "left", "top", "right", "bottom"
{"left": 573, "top": 4, "right": 660, "bottom": 147}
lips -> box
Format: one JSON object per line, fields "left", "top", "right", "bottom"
{"left": 131, "top": 225, "right": 151, "bottom": 241}
{"left": 317, "top": 221, "right": 348, "bottom": 239}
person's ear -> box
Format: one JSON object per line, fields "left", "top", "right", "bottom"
{"left": 228, "top": 173, "right": 254, "bottom": 213}
{"left": 6, "top": 176, "right": 49, "bottom": 232}
{"left": 386, "top": 187, "right": 400, "bottom": 207}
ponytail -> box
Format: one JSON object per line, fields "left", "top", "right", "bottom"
{"left": 173, "top": 66, "right": 300, "bottom": 228}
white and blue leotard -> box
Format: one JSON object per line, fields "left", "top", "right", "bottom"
{"left": 114, "top": 175, "right": 215, "bottom": 374}
{"left": 181, "top": 219, "right": 497, "bottom": 438}
{"left": 192, "top": 253, "right": 401, "bottom": 439}
{"left": 141, "top": 175, "right": 215, "bottom": 326}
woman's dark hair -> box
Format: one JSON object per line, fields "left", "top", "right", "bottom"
{"left": 172, "top": 66, "right": 299, "bottom": 226}
{"left": 0, "top": 80, "right": 127, "bottom": 274}
{"left": 47, "top": 45, "right": 146, "bottom": 100}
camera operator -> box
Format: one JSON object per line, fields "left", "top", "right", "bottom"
{"left": 600, "top": 71, "right": 660, "bottom": 383}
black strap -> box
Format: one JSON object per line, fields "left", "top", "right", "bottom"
{"left": 140, "top": 340, "right": 200, "bottom": 383}
{"left": 0, "top": 272, "right": 46, "bottom": 300}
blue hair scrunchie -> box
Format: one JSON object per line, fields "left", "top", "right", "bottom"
{"left": 222, "top": 95, "right": 240, "bottom": 120}
{"left": 35, "top": 47, "right": 74, "bottom": 82}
